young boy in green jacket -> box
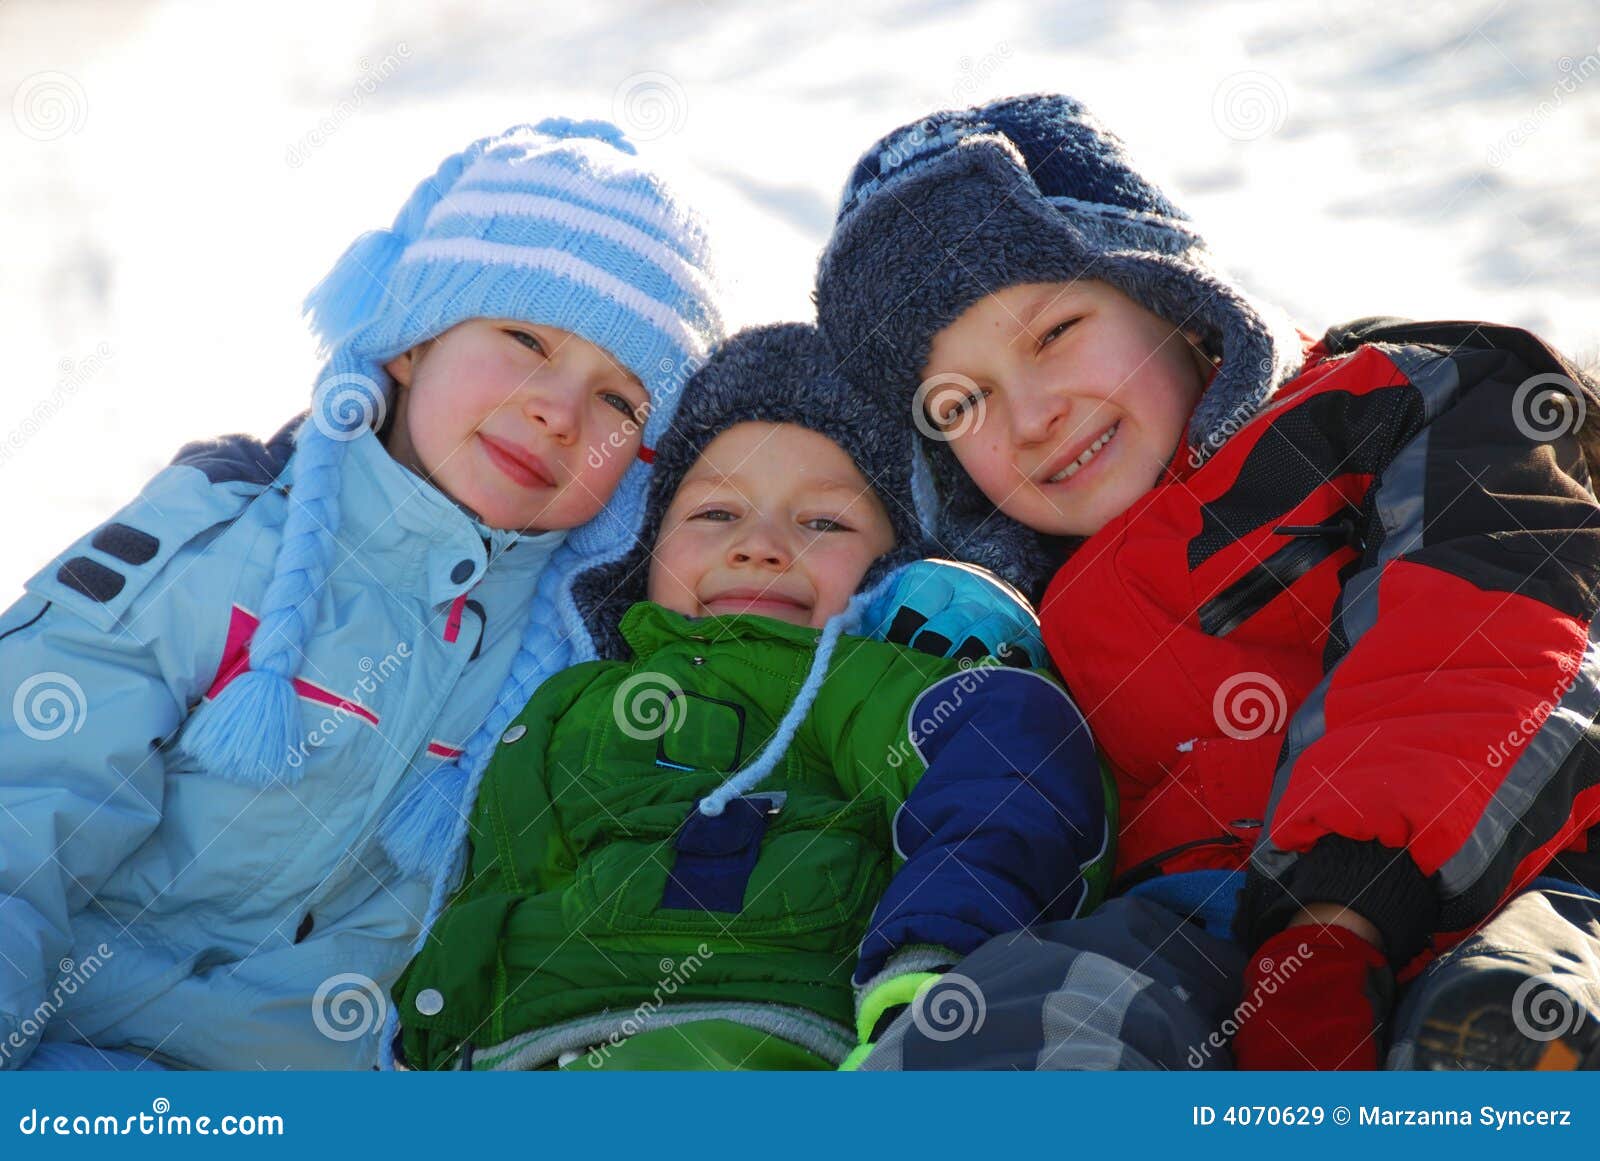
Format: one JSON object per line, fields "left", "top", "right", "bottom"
{"left": 393, "top": 323, "right": 1114, "bottom": 1070}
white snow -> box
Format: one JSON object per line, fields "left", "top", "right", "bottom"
{"left": 3, "top": 0, "right": 1598, "bottom": 603}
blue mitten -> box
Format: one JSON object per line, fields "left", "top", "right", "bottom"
{"left": 862, "top": 559, "right": 1046, "bottom": 668}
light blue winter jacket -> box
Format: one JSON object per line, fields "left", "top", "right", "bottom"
{"left": 0, "top": 418, "right": 569, "bottom": 1069}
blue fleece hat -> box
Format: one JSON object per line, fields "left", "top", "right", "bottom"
{"left": 179, "top": 119, "right": 725, "bottom": 874}
{"left": 815, "top": 94, "right": 1302, "bottom": 597}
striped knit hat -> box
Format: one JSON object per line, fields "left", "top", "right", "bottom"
{"left": 179, "top": 119, "right": 724, "bottom": 878}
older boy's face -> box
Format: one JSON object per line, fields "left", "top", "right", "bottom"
{"left": 921, "top": 280, "right": 1213, "bottom": 538}
{"left": 383, "top": 318, "right": 650, "bottom": 532}
{"left": 647, "top": 423, "right": 896, "bottom": 629}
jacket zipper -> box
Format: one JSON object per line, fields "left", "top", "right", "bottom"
{"left": 1196, "top": 509, "right": 1364, "bottom": 637}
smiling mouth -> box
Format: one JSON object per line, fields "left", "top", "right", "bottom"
{"left": 479, "top": 433, "right": 556, "bottom": 489}
{"left": 1044, "top": 422, "right": 1120, "bottom": 484}
{"left": 702, "top": 590, "right": 812, "bottom": 621}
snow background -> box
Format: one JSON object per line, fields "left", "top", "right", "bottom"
{"left": 2, "top": 0, "right": 1597, "bottom": 605}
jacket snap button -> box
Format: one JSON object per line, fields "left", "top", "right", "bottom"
{"left": 450, "top": 559, "right": 475, "bottom": 584}
{"left": 415, "top": 988, "right": 444, "bottom": 1016}
{"left": 691, "top": 656, "right": 705, "bottom": 666}
{"left": 501, "top": 724, "right": 527, "bottom": 744}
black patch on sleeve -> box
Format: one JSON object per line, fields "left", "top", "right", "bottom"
{"left": 57, "top": 556, "right": 126, "bottom": 603}
{"left": 91, "top": 522, "right": 160, "bottom": 565}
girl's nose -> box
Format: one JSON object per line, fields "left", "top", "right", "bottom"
{"left": 522, "top": 378, "right": 581, "bottom": 444}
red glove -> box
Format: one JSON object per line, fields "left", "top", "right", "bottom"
{"left": 1231, "top": 922, "right": 1394, "bottom": 1070}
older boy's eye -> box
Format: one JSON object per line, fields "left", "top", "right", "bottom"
{"left": 507, "top": 329, "right": 545, "bottom": 355}
{"left": 1039, "top": 317, "right": 1080, "bottom": 350}
{"left": 934, "top": 390, "right": 983, "bottom": 429}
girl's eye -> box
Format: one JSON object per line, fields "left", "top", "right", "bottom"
{"left": 600, "top": 391, "right": 640, "bottom": 421}
{"left": 803, "top": 516, "right": 851, "bottom": 533}
{"left": 1039, "top": 317, "right": 1080, "bottom": 350}
{"left": 507, "top": 329, "right": 545, "bottom": 356}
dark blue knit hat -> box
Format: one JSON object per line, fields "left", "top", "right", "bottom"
{"left": 574, "top": 322, "right": 929, "bottom": 659}
{"left": 815, "top": 93, "right": 1302, "bottom": 596}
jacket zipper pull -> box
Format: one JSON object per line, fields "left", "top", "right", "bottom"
{"left": 1272, "top": 507, "right": 1366, "bottom": 554}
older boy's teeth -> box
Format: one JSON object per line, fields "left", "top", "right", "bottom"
{"left": 1047, "top": 423, "right": 1119, "bottom": 483}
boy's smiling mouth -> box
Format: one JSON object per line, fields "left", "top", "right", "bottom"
{"left": 1042, "top": 421, "right": 1120, "bottom": 485}
{"left": 701, "top": 586, "right": 813, "bottom": 622}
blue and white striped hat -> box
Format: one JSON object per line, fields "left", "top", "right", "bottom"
{"left": 181, "top": 118, "right": 725, "bottom": 878}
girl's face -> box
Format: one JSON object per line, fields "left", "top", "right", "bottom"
{"left": 921, "top": 280, "right": 1214, "bottom": 538}
{"left": 383, "top": 318, "right": 649, "bottom": 532}
{"left": 647, "top": 423, "right": 896, "bottom": 629}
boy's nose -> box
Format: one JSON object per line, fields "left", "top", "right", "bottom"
{"left": 1010, "top": 386, "right": 1071, "bottom": 446}
{"left": 728, "top": 524, "right": 790, "bottom": 569}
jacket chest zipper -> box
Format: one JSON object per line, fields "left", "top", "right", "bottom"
{"left": 1196, "top": 509, "right": 1363, "bottom": 637}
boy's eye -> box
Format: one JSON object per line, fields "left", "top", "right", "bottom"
{"left": 803, "top": 516, "right": 852, "bottom": 533}
{"left": 1038, "top": 317, "right": 1080, "bottom": 350}
{"left": 507, "top": 329, "right": 545, "bottom": 356}
{"left": 690, "top": 507, "right": 737, "bottom": 522}
{"left": 933, "top": 390, "right": 984, "bottom": 430}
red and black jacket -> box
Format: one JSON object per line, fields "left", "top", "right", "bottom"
{"left": 1040, "top": 319, "right": 1600, "bottom": 971}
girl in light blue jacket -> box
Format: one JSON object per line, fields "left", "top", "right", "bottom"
{"left": 0, "top": 118, "right": 724, "bottom": 1070}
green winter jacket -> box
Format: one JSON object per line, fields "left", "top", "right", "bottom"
{"left": 395, "top": 601, "right": 1110, "bottom": 1069}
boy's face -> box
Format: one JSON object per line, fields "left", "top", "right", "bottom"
{"left": 383, "top": 318, "right": 649, "bottom": 532}
{"left": 647, "top": 422, "right": 896, "bottom": 629}
{"left": 921, "top": 280, "right": 1213, "bottom": 538}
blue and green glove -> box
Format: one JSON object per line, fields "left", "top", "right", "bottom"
{"left": 862, "top": 559, "right": 1047, "bottom": 668}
